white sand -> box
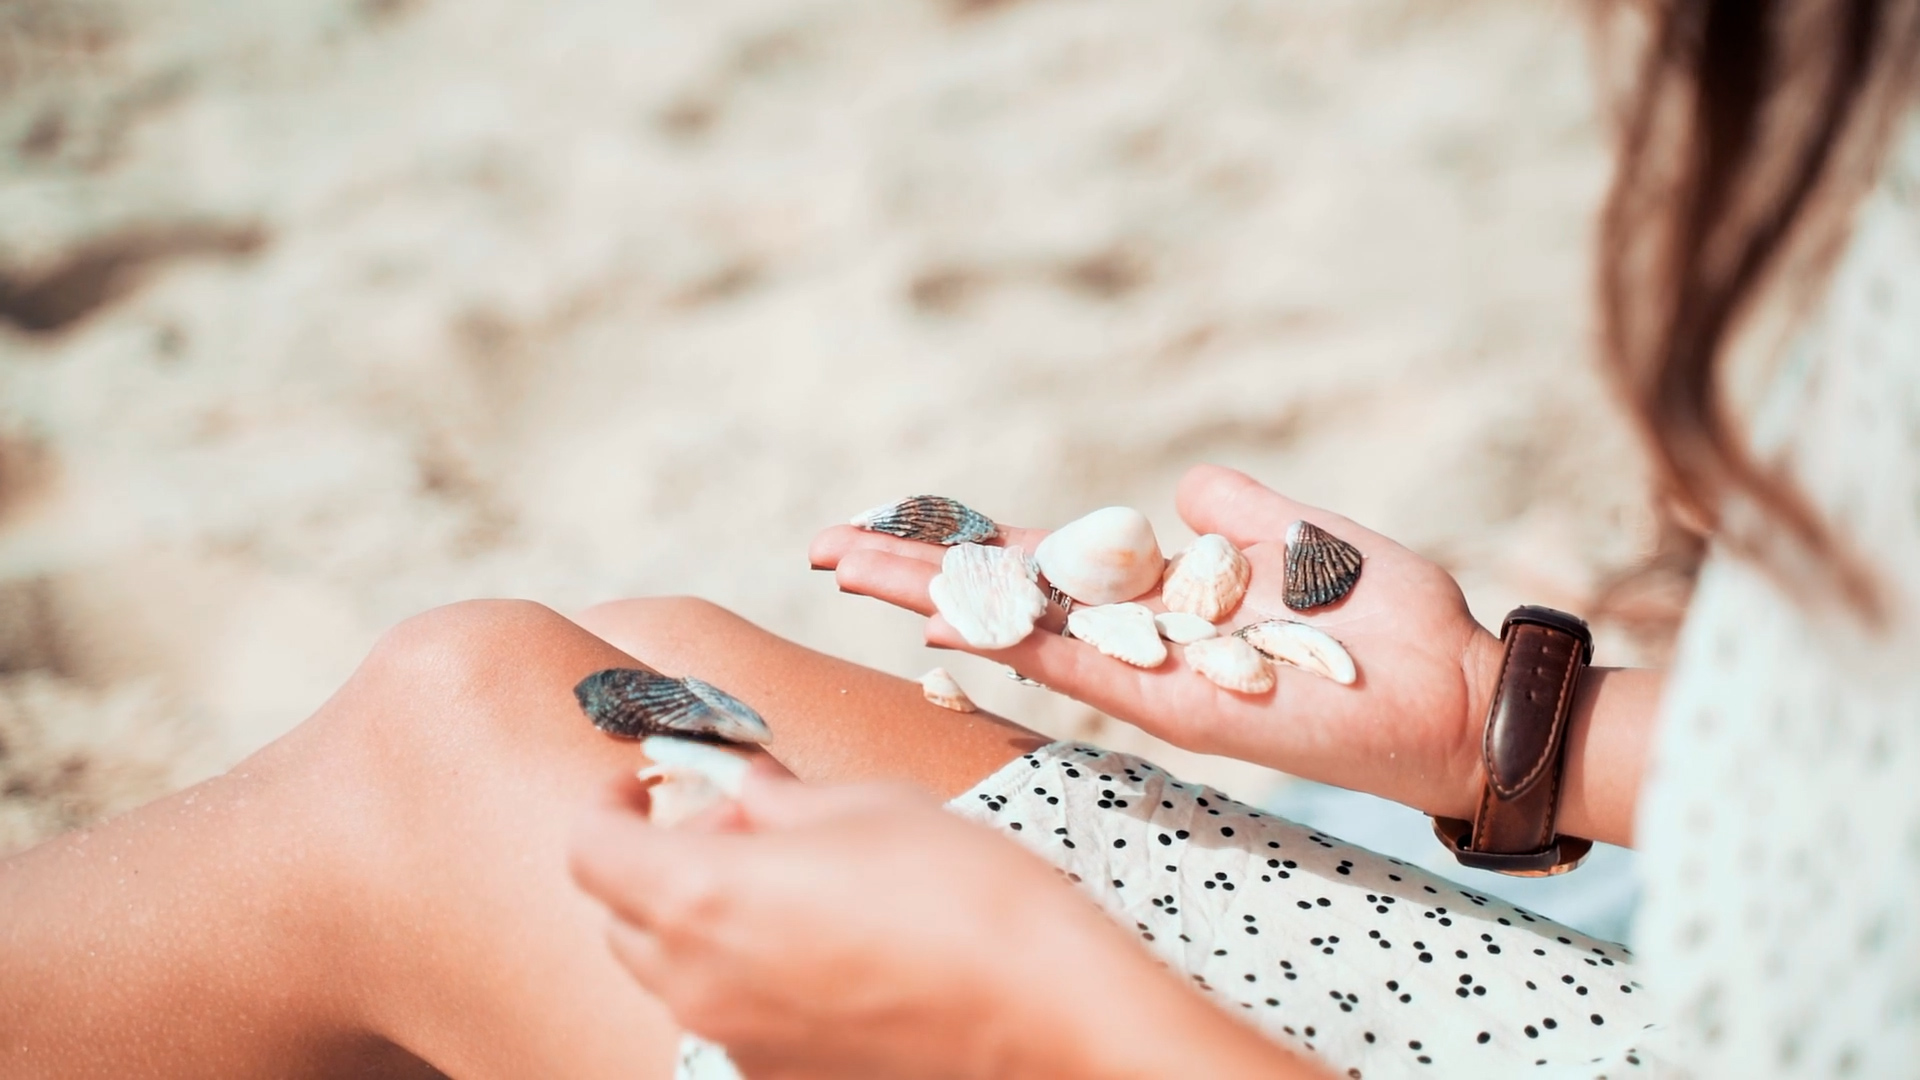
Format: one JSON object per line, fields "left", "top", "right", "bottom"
{"left": 0, "top": 0, "right": 1654, "bottom": 855}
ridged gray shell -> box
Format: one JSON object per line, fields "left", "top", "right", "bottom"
{"left": 1282, "top": 520, "right": 1363, "bottom": 611}
{"left": 574, "top": 668, "right": 772, "bottom": 746}
{"left": 850, "top": 495, "right": 998, "bottom": 545}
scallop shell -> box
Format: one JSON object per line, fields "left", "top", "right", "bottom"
{"left": 1065, "top": 602, "right": 1168, "bottom": 668}
{"left": 1181, "top": 635, "right": 1275, "bottom": 694}
{"left": 928, "top": 542, "right": 1049, "bottom": 650}
{"left": 1282, "top": 520, "right": 1363, "bottom": 611}
{"left": 919, "top": 667, "right": 978, "bottom": 712}
{"left": 1153, "top": 611, "right": 1218, "bottom": 644}
{"left": 636, "top": 735, "right": 754, "bottom": 797}
{"left": 1160, "top": 534, "right": 1251, "bottom": 622}
{"left": 1234, "top": 619, "right": 1357, "bottom": 685}
{"left": 1032, "top": 507, "right": 1164, "bottom": 606}
{"left": 850, "top": 495, "right": 998, "bottom": 545}
{"left": 575, "top": 668, "right": 773, "bottom": 744}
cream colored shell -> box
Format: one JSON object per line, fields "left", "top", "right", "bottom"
{"left": 1236, "top": 619, "right": 1357, "bottom": 685}
{"left": 928, "top": 543, "right": 1048, "bottom": 650}
{"left": 1181, "top": 635, "right": 1275, "bottom": 694}
{"left": 1160, "top": 534, "right": 1251, "bottom": 622}
{"left": 1033, "top": 507, "right": 1164, "bottom": 606}
{"left": 919, "top": 667, "right": 979, "bottom": 712}
{"left": 1153, "top": 611, "right": 1218, "bottom": 644}
{"left": 1065, "top": 602, "right": 1168, "bottom": 668}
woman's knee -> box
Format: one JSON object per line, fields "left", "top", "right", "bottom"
{"left": 327, "top": 599, "right": 632, "bottom": 766}
{"left": 574, "top": 595, "right": 762, "bottom": 670}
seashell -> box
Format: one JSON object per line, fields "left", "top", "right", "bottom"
{"left": 1153, "top": 611, "right": 1218, "bottom": 644}
{"left": 851, "top": 495, "right": 998, "bottom": 545}
{"left": 575, "top": 668, "right": 773, "bottom": 744}
{"left": 919, "top": 667, "right": 978, "bottom": 712}
{"left": 1160, "top": 534, "right": 1251, "bottom": 622}
{"left": 1235, "top": 619, "right": 1357, "bottom": 685}
{"left": 1282, "top": 520, "right": 1364, "bottom": 611}
{"left": 637, "top": 735, "right": 755, "bottom": 797}
{"left": 1065, "top": 602, "right": 1168, "bottom": 668}
{"left": 1181, "top": 635, "right": 1274, "bottom": 694}
{"left": 927, "top": 543, "right": 1049, "bottom": 650}
{"left": 1033, "top": 506, "right": 1164, "bottom": 606}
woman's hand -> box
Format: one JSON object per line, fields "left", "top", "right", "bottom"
{"left": 568, "top": 763, "right": 1315, "bottom": 1080}
{"left": 810, "top": 464, "right": 1502, "bottom": 821}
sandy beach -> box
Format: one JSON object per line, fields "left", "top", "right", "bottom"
{"left": 0, "top": 0, "right": 1656, "bottom": 856}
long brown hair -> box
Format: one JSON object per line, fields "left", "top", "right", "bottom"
{"left": 1598, "top": 0, "right": 1920, "bottom": 625}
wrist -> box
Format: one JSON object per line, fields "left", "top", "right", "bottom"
{"left": 1447, "top": 627, "right": 1507, "bottom": 817}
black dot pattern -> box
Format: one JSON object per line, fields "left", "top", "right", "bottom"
{"left": 947, "top": 744, "right": 1662, "bottom": 1078}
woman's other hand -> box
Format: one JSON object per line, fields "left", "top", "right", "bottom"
{"left": 568, "top": 761, "right": 1314, "bottom": 1080}
{"left": 812, "top": 463, "right": 1501, "bottom": 823}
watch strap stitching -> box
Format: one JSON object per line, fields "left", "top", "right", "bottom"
{"left": 1495, "top": 630, "right": 1582, "bottom": 799}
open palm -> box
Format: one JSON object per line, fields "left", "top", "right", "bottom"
{"left": 809, "top": 464, "right": 1501, "bottom": 820}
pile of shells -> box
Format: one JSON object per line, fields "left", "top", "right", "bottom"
{"left": 851, "top": 495, "right": 1366, "bottom": 700}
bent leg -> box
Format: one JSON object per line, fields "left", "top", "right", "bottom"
{"left": 0, "top": 597, "right": 1048, "bottom": 1080}
{"left": 571, "top": 597, "right": 1046, "bottom": 798}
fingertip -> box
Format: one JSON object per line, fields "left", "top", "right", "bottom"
{"left": 808, "top": 525, "right": 855, "bottom": 571}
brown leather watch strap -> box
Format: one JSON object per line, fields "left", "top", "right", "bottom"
{"left": 1432, "top": 606, "right": 1594, "bottom": 876}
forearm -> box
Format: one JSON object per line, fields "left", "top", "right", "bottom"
{"left": 1553, "top": 665, "right": 1664, "bottom": 848}
{"left": 1067, "top": 981, "right": 1328, "bottom": 1080}
{"left": 1008, "top": 919, "right": 1327, "bottom": 1080}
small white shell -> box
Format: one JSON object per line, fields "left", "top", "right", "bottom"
{"left": 637, "top": 735, "right": 754, "bottom": 797}
{"left": 1235, "top": 619, "right": 1357, "bottom": 685}
{"left": 1033, "top": 507, "right": 1164, "bottom": 606}
{"left": 919, "top": 667, "right": 978, "bottom": 712}
{"left": 1066, "top": 602, "right": 1168, "bottom": 668}
{"left": 1181, "top": 635, "right": 1274, "bottom": 694}
{"left": 1153, "top": 611, "right": 1218, "bottom": 644}
{"left": 1160, "top": 534, "right": 1251, "bottom": 622}
{"left": 928, "top": 543, "right": 1048, "bottom": 650}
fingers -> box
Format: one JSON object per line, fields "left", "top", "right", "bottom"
{"left": 923, "top": 612, "right": 1219, "bottom": 730}
{"left": 737, "top": 766, "right": 928, "bottom": 831}
{"left": 571, "top": 799, "right": 740, "bottom": 930}
{"left": 604, "top": 920, "right": 672, "bottom": 992}
{"left": 809, "top": 523, "right": 1052, "bottom": 572}
{"left": 833, "top": 548, "right": 939, "bottom": 615}
{"left": 1174, "top": 463, "right": 1385, "bottom": 550}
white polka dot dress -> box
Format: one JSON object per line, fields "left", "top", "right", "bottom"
{"left": 947, "top": 743, "right": 1666, "bottom": 1079}
{"left": 1632, "top": 115, "right": 1920, "bottom": 1076}
{"left": 675, "top": 743, "right": 1667, "bottom": 1080}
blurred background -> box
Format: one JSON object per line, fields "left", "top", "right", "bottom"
{"left": 0, "top": 0, "right": 1657, "bottom": 935}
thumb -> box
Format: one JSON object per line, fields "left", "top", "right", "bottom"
{"left": 1174, "top": 464, "right": 1307, "bottom": 547}
{"left": 1175, "top": 462, "right": 1383, "bottom": 549}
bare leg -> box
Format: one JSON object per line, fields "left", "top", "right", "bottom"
{"left": 571, "top": 597, "right": 1045, "bottom": 798}
{"left": 0, "top": 598, "right": 1046, "bottom": 1079}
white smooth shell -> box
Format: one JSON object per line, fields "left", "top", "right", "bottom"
{"left": 1153, "top": 611, "right": 1218, "bottom": 644}
{"left": 1160, "top": 534, "right": 1251, "bottom": 622}
{"left": 919, "top": 667, "right": 978, "bottom": 712}
{"left": 1182, "top": 635, "right": 1275, "bottom": 694}
{"left": 928, "top": 543, "right": 1048, "bottom": 650}
{"left": 1236, "top": 620, "right": 1357, "bottom": 685}
{"left": 1066, "top": 602, "right": 1168, "bottom": 668}
{"left": 1033, "top": 507, "right": 1164, "bottom": 606}
{"left": 637, "top": 735, "right": 754, "bottom": 797}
